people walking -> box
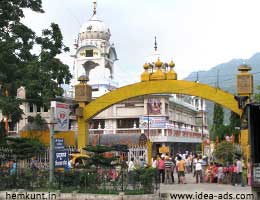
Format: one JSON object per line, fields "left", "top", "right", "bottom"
{"left": 236, "top": 158, "right": 243, "bottom": 186}
{"left": 195, "top": 155, "right": 203, "bottom": 183}
{"left": 164, "top": 156, "right": 174, "bottom": 184}
{"left": 128, "top": 157, "right": 136, "bottom": 186}
{"left": 177, "top": 156, "right": 186, "bottom": 184}
{"left": 158, "top": 156, "right": 165, "bottom": 183}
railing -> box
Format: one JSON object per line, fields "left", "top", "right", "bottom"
{"left": 0, "top": 167, "right": 159, "bottom": 194}
{"left": 89, "top": 127, "right": 208, "bottom": 140}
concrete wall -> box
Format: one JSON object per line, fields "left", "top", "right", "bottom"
{"left": 0, "top": 191, "right": 158, "bottom": 200}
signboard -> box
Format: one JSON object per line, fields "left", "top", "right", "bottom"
{"left": 54, "top": 138, "right": 64, "bottom": 150}
{"left": 139, "top": 116, "right": 166, "bottom": 129}
{"left": 51, "top": 101, "right": 70, "bottom": 131}
{"left": 159, "top": 146, "right": 170, "bottom": 154}
{"left": 54, "top": 150, "right": 68, "bottom": 168}
{"left": 237, "top": 74, "right": 253, "bottom": 95}
{"left": 75, "top": 84, "right": 92, "bottom": 102}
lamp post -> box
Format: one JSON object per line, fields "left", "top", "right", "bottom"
{"left": 49, "top": 106, "right": 56, "bottom": 185}
{"left": 195, "top": 115, "right": 204, "bottom": 154}
{"left": 147, "top": 100, "right": 150, "bottom": 140}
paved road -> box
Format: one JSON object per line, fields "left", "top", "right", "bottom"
{"left": 159, "top": 173, "right": 255, "bottom": 200}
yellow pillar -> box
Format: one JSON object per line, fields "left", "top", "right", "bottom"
{"left": 74, "top": 75, "right": 92, "bottom": 150}
{"left": 147, "top": 140, "right": 153, "bottom": 166}
{"left": 236, "top": 64, "right": 253, "bottom": 161}
{"left": 77, "top": 103, "right": 88, "bottom": 149}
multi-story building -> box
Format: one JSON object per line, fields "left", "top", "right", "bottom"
{"left": 71, "top": 1, "right": 209, "bottom": 156}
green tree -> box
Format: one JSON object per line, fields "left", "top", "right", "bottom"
{"left": 211, "top": 103, "right": 224, "bottom": 140}
{"left": 84, "top": 145, "right": 117, "bottom": 168}
{"left": 213, "top": 141, "right": 235, "bottom": 164}
{"left": 0, "top": 0, "right": 72, "bottom": 127}
{"left": 0, "top": 137, "right": 46, "bottom": 161}
{"left": 254, "top": 85, "right": 260, "bottom": 102}
{"left": 228, "top": 111, "right": 241, "bottom": 143}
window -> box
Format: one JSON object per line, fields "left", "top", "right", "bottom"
{"left": 92, "top": 88, "right": 99, "bottom": 92}
{"left": 117, "top": 118, "right": 139, "bottom": 128}
{"left": 36, "top": 105, "right": 41, "bottom": 112}
{"left": 85, "top": 49, "right": 93, "bottom": 57}
{"left": 29, "top": 103, "right": 34, "bottom": 113}
{"left": 43, "top": 105, "right": 48, "bottom": 112}
{"left": 90, "top": 119, "right": 105, "bottom": 129}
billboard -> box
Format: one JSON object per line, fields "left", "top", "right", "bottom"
{"left": 139, "top": 116, "right": 166, "bottom": 129}
{"left": 51, "top": 101, "right": 70, "bottom": 131}
{"left": 147, "top": 98, "right": 162, "bottom": 115}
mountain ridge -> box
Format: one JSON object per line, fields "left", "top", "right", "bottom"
{"left": 184, "top": 52, "right": 260, "bottom": 125}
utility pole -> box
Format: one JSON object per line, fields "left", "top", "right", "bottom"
{"left": 49, "top": 106, "right": 55, "bottom": 184}
{"left": 201, "top": 99, "right": 204, "bottom": 155}
{"left": 147, "top": 97, "right": 150, "bottom": 139}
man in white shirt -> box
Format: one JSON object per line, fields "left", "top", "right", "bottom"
{"left": 152, "top": 156, "right": 158, "bottom": 168}
{"left": 195, "top": 156, "right": 203, "bottom": 183}
{"left": 236, "top": 158, "right": 243, "bottom": 186}
{"left": 128, "top": 157, "right": 136, "bottom": 186}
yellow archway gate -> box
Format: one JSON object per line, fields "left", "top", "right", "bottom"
{"left": 77, "top": 80, "right": 242, "bottom": 149}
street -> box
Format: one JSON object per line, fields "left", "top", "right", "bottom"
{"left": 159, "top": 173, "right": 254, "bottom": 200}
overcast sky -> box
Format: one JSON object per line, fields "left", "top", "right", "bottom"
{"left": 23, "top": 0, "right": 260, "bottom": 86}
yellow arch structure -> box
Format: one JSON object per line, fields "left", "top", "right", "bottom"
{"left": 77, "top": 80, "right": 241, "bottom": 148}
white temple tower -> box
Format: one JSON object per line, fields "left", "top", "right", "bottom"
{"left": 72, "top": 0, "right": 118, "bottom": 98}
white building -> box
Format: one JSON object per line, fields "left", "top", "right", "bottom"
{"left": 72, "top": 1, "right": 208, "bottom": 156}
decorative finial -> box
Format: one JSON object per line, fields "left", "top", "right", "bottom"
{"left": 93, "top": 0, "right": 97, "bottom": 15}
{"left": 154, "top": 36, "right": 157, "bottom": 51}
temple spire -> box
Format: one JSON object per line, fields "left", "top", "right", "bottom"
{"left": 93, "top": 0, "right": 97, "bottom": 15}
{"left": 154, "top": 36, "right": 157, "bottom": 51}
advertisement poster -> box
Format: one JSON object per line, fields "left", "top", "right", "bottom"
{"left": 51, "top": 101, "right": 70, "bottom": 131}
{"left": 139, "top": 116, "right": 166, "bottom": 129}
{"left": 147, "top": 98, "right": 161, "bottom": 115}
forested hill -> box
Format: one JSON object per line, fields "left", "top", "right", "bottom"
{"left": 184, "top": 53, "right": 260, "bottom": 125}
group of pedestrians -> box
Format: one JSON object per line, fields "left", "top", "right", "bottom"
{"left": 0, "top": 160, "right": 17, "bottom": 175}
{"left": 204, "top": 158, "right": 248, "bottom": 186}
{"left": 152, "top": 152, "right": 193, "bottom": 184}
{"left": 127, "top": 153, "right": 250, "bottom": 187}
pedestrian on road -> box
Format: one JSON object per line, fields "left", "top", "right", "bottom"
{"left": 158, "top": 156, "right": 165, "bottom": 183}
{"left": 177, "top": 156, "right": 186, "bottom": 184}
{"left": 164, "top": 156, "right": 174, "bottom": 184}
{"left": 236, "top": 158, "right": 243, "bottom": 186}
{"left": 128, "top": 157, "right": 136, "bottom": 186}
{"left": 195, "top": 155, "right": 203, "bottom": 183}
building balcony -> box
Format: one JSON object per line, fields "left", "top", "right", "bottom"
{"left": 89, "top": 126, "right": 208, "bottom": 144}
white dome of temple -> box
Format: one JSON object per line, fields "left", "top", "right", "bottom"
{"left": 79, "top": 15, "right": 111, "bottom": 41}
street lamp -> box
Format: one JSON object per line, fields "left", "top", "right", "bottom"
{"left": 146, "top": 96, "right": 151, "bottom": 140}
{"left": 195, "top": 115, "right": 204, "bottom": 153}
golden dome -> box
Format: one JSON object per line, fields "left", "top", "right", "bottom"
{"left": 169, "top": 60, "right": 175, "bottom": 68}
{"left": 155, "top": 58, "right": 163, "bottom": 68}
{"left": 143, "top": 63, "right": 149, "bottom": 70}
